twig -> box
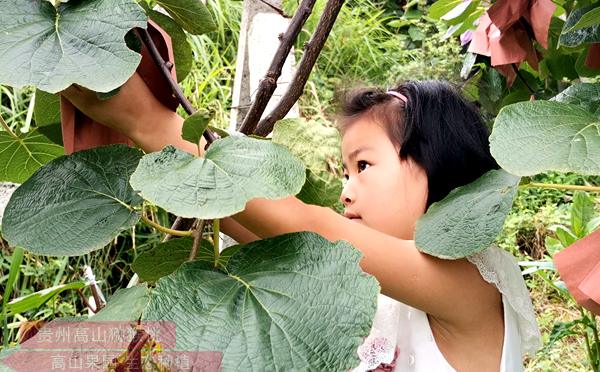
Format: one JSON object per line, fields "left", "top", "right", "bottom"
{"left": 253, "top": 0, "right": 346, "bottom": 137}
{"left": 213, "top": 219, "right": 220, "bottom": 267}
{"left": 188, "top": 219, "right": 206, "bottom": 261}
{"left": 162, "top": 216, "right": 195, "bottom": 242}
{"left": 82, "top": 266, "right": 106, "bottom": 312}
{"left": 523, "top": 182, "right": 600, "bottom": 193}
{"left": 0, "top": 114, "right": 19, "bottom": 141}
{"left": 238, "top": 0, "right": 317, "bottom": 134}
{"left": 511, "top": 63, "right": 535, "bottom": 95}
{"left": 137, "top": 28, "right": 217, "bottom": 145}
{"left": 115, "top": 328, "right": 150, "bottom": 372}
{"left": 76, "top": 289, "right": 97, "bottom": 314}
{"left": 257, "top": 0, "right": 288, "bottom": 17}
{"left": 141, "top": 214, "right": 193, "bottom": 237}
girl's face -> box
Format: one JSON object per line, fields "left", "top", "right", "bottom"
{"left": 341, "top": 117, "right": 428, "bottom": 240}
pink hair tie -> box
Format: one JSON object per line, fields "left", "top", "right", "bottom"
{"left": 387, "top": 90, "right": 408, "bottom": 103}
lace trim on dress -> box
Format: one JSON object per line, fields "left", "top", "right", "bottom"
{"left": 466, "top": 245, "right": 542, "bottom": 356}
{"left": 352, "top": 295, "right": 401, "bottom": 371}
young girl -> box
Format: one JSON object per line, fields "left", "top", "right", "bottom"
{"left": 62, "top": 75, "right": 541, "bottom": 371}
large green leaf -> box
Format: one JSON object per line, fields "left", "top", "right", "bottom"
{"left": 33, "top": 90, "right": 61, "bottom": 127}
{"left": 552, "top": 83, "right": 600, "bottom": 115}
{"left": 156, "top": 0, "right": 216, "bottom": 35}
{"left": 0, "top": 0, "right": 146, "bottom": 93}
{"left": 143, "top": 232, "right": 379, "bottom": 371}
{"left": 90, "top": 284, "right": 150, "bottom": 321}
{"left": 560, "top": 5, "right": 600, "bottom": 47}
{"left": 272, "top": 118, "right": 343, "bottom": 207}
{"left": 130, "top": 136, "right": 305, "bottom": 219}
{"left": 132, "top": 237, "right": 240, "bottom": 282}
{"left": 33, "top": 90, "right": 63, "bottom": 145}
{"left": 144, "top": 6, "right": 193, "bottom": 82}
{"left": 415, "top": 169, "right": 520, "bottom": 259}
{"left": 0, "top": 130, "right": 64, "bottom": 183}
{"left": 490, "top": 101, "right": 600, "bottom": 176}
{"left": 1, "top": 145, "right": 143, "bottom": 256}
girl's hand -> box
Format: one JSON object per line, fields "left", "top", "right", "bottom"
{"left": 60, "top": 73, "right": 201, "bottom": 155}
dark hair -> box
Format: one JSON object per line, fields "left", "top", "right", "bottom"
{"left": 338, "top": 80, "right": 499, "bottom": 209}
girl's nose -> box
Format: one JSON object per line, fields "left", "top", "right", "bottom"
{"left": 340, "top": 180, "right": 355, "bottom": 206}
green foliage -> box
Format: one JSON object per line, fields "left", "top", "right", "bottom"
{"left": 132, "top": 237, "right": 228, "bottom": 282}
{"left": 155, "top": 0, "right": 216, "bottom": 35}
{"left": 1, "top": 281, "right": 87, "bottom": 321}
{"left": 181, "top": 110, "right": 211, "bottom": 146}
{"left": 559, "top": 5, "right": 600, "bottom": 47}
{"left": 90, "top": 284, "right": 149, "bottom": 321}
{"left": 130, "top": 137, "right": 305, "bottom": 219}
{"left": 284, "top": 0, "right": 463, "bottom": 119}
{"left": 33, "top": 91, "right": 61, "bottom": 128}
{"left": 415, "top": 169, "right": 520, "bottom": 259}
{"left": 272, "top": 118, "right": 343, "bottom": 207}
{"left": 0, "top": 129, "right": 64, "bottom": 183}
{"left": 0, "top": 0, "right": 146, "bottom": 93}
{"left": 490, "top": 98, "right": 600, "bottom": 176}
{"left": 143, "top": 232, "right": 379, "bottom": 371}
{"left": 145, "top": 6, "right": 194, "bottom": 82}
{"left": 1, "top": 145, "right": 143, "bottom": 256}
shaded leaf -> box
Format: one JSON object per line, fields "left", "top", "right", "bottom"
{"left": 0, "top": 130, "right": 64, "bottom": 183}
{"left": 132, "top": 237, "right": 240, "bottom": 282}
{"left": 156, "top": 0, "right": 216, "bottom": 35}
{"left": 143, "top": 232, "right": 379, "bottom": 371}
{"left": 33, "top": 90, "right": 61, "bottom": 127}
{"left": 130, "top": 136, "right": 305, "bottom": 219}
{"left": 181, "top": 111, "right": 211, "bottom": 146}
{"left": 552, "top": 83, "right": 600, "bottom": 115}
{"left": 563, "top": 6, "right": 600, "bottom": 33}
{"left": 560, "top": 5, "right": 600, "bottom": 47}
{"left": 0, "top": 0, "right": 146, "bottom": 93}
{"left": 91, "top": 284, "right": 150, "bottom": 321}
{"left": 490, "top": 101, "right": 600, "bottom": 176}
{"left": 415, "top": 169, "right": 520, "bottom": 259}
{"left": 272, "top": 118, "right": 343, "bottom": 207}
{"left": 1, "top": 145, "right": 143, "bottom": 256}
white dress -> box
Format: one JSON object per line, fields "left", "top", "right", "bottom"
{"left": 351, "top": 246, "right": 542, "bottom": 372}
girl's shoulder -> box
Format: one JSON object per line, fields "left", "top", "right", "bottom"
{"left": 351, "top": 246, "right": 542, "bottom": 372}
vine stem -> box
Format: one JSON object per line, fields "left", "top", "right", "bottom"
{"left": 253, "top": 0, "right": 346, "bottom": 137}
{"left": 141, "top": 214, "right": 192, "bottom": 237}
{"left": 137, "top": 28, "right": 216, "bottom": 145}
{"left": 238, "top": 0, "right": 317, "bottom": 134}
{"left": 188, "top": 219, "right": 206, "bottom": 261}
{"left": 0, "top": 113, "right": 19, "bottom": 141}
{"left": 213, "top": 219, "right": 220, "bottom": 267}
{"left": 76, "top": 289, "right": 97, "bottom": 314}
{"left": 511, "top": 63, "right": 535, "bottom": 95}
{"left": 523, "top": 182, "right": 600, "bottom": 193}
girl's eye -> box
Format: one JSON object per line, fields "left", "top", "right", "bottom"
{"left": 358, "top": 160, "right": 370, "bottom": 172}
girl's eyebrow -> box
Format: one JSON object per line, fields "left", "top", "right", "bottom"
{"left": 342, "top": 146, "right": 374, "bottom": 169}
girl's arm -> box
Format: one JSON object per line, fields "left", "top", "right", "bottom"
{"left": 61, "top": 74, "right": 499, "bottom": 330}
